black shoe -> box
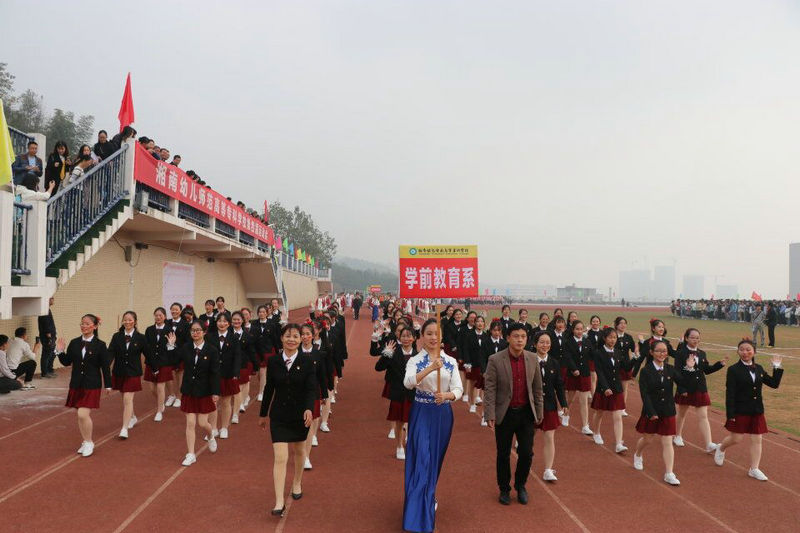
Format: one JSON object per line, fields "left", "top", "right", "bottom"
{"left": 291, "top": 492, "right": 303, "bottom": 500}
{"left": 271, "top": 506, "right": 285, "bottom": 517}
{"left": 516, "top": 486, "right": 529, "bottom": 505}
{"left": 499, "top": 490, "right": 511, "bottom": 505}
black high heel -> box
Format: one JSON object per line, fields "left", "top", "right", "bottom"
{"left": 291, "top": 492, "right": 303, "bottom": 500}
{"left": 271, "top": 506, "right": 285, "bottom": 517}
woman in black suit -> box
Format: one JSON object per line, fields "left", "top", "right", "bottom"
{"left": 533, "top": 331, "right": 568, "bottom": 482}
{"left": 562, "top": 321, "right": 593, "bottom": 435}
{"left": 231, "top": 311, "right": 257, "bottom": 423}
{"left": 614, "top": 317, "right": 638, "bottom": 417}
{"left": 586, "top": 315, "right": 603, "bottom": 394}
{"left": 55, "top": 314, "right": 112, "bottom": 458}
{"left": 207, "top": 313, "right": 241, "bottom": 440}
{"left": 714, "top": 339, "right": 783, "bottom": 481}
{"left": 252, "top": 305, "right": 277, "bottom": 403}
{"left": 375, "top": 325, "right": 417, "bottom": 460}
{"left": 259, "top": 323, "right": 317, "bottom": 517}
{"left": 144, "top": 307, "right": 175, "bottom": 422}
{"left": 108, "top": 311, "right": 148, "bottom": 440}
{"left": 165, "top": 302, "right": 187, "bottom": 409}
{"left": 44, "top": 141, "right": 70, "bottom": 196}
{"left": 169, "top": 320, "right": 219, "bottom": 467}
{"left": 462, "top": 315, "right": 489, "bottom": 412}
{"left": 301, "top": 321, "right": 331, "bottom": 469}
{"left": 634, "top": 319, "right": 676, "bottom": 377}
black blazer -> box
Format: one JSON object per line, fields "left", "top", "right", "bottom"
{"left": 461, "top": 329, "right": 490, "bottom": 368}
{"left": 530, "top": 326, "right": 550, "bottom": 351}
{"left": 375, "top": 346, "right": 417, "bottom": 402}
{"left": 499, "top": 317, "right": 515, "bottom": 338}
{"left": 259, "top": 352, "right": 317, "bottom": 422}
{"left": 301, "top": 344, "right": 331, "bottom": 400}
{"left": 206, "top": 330, "right": 241, "bottom": 379}
{"left": 44, "top": 153, "right": 67, "bottom": 195}
{"left": 593, "top": 347, "right": 635, "bottom": 394}
{"left": 443, "top": 320, "right": 464, "bottom": 353}
{"left": 538, "top": 356, "right": 567, "bottom": 412}
{"left": 638, "top": 362, "right": 683, "bottom": 418}
{"left": 634, "top": 337, "right": 675, "bottom": 376}
{"left": 38, "top": 310, "right": 56, "bottom": 348}
{"left": 563, "top": 336, "right": 591, "bottom": 376}
{"left": 251, "top": 319, "right": 277, "bottom": 355}
{"left": 144, "top": 325, "right": 172, "bottom": 370}
{"left": 108, "top": 329, "right": 147, "bottom": 377}
{"left": 547, "top": 331, "right": 568, "bottom": 363}
{"left": 585, "top": 329, "right": 602, "bottom": 350}
{"left": 178, "top": 342, "right": 221, "bottom": 397}
{"left": 232, "top": 328, "right": 258, "bottom": 369}
{"left": 673, "top": 346, "right": 724, "bottom": 395}
{"left": 725, "top": 361, "right": 783, "bottom": 419}
{"left": 57, "top": 336, "right": 112, "bottom": 390}
{"left": 199, "top": 312, "right": 217, "bottom": 334}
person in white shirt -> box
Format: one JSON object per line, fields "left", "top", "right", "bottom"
{"left": 0, "top": 335, "right": 23, "bottom": 393}
{"left": 7, "top": 327, "right": 39, "bottom": 390}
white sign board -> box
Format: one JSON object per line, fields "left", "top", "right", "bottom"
{"left": 163, "top": 262, "right": 195, "bottom": 310}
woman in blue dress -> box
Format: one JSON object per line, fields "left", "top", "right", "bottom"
{"left": 402, "top": 318, "right": 463, "bottom": 532}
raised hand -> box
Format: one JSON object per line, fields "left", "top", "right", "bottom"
{"left": 771, "top": 354, "right": 783, "bottom": 366}
{"left": 384, "top": 340, "right": 397, "bottom": 353}
{"left": 721, "top": 355, "right": 729, "bottom": 366}
{"left": 166, "top": 331, "right": 177, "bottom": 346}
{"left": 56, "top": 337, "right": 66, "bottom": 352}
{"left": 686, "top": 354, "right": 696, "bottom": 369}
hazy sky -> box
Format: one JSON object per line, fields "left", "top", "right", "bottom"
{"left": 3, "top": 1, "right": 799, "bottom": 297}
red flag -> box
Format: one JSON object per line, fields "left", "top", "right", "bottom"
{"left": 118, "top": 73, "right": 135, "bottom": 132}
{"left": 751, "top": 291, "right": 762, "bottom": 302}
{"left": 263, "top": 200, "right": 269, "bottom": 224}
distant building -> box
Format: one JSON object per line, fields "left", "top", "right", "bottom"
{"left": 487, "top": 284, "right": 556, "bottom": 301}
{"left": 556, "top": 284, "right": 601, "bottom": 302}
{"left": 619, "top": 269, "right": 650, "bottom": 301}
{"left": 683, "top": 275, "right": 704, "bottom": 299}
{"left": 715, "top": 284, "right": 738, "bottom": 299}
{"left": 652, "top": 265, "right": 675, "bottom": 301}
{"left": 790, "top": 243, "right": 800, "bottom": 299}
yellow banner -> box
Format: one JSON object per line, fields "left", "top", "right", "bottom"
{"left": 399, "top": 245, "right": 478, "bottom": 259}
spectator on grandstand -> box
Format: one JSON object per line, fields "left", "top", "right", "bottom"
{"left": 765, "top": 302, "right": 778, "bottom": 347}
{"left": 44, "top": 141, "right": 71, "bottom": 196}
{"left": 11, "top": 141, "right": 43, "bottom": 186}
{"left": 77, "top": 144, "right": 99, "bottom": 166}
{"left": 68, "top": 154, "right": 94, "bottom": 182}
{"left": 110, "top": 126, "right": 137, "bottom": 152}
{"left": 151, "top": 145, "right": 162, "bottom": 160}
{"left": 93, "top": 130, "right": 116, "bottom": 160}
{"left": 17, "top": 175, "right": 55, "bottom": 201}
{"left": 6, "top": 327, "right": 39, "bottom": 390}
{"left": 170, "top": 155, "right": 181, "bottom": 167}
{"left": 751, "top": 305, "right": 766, "bottom": 347}
{"left": 160, "top": 148, "right": 170, "bottom": 161}
{"left": 0, "top": 335, "right": 23, "bottom": 394}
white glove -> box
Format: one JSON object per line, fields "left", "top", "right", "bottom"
{"left": 464, "top": 364, "right": 472, "bottom": 371}
{"left": 381, "top": 348, "right": 393, "bottom": 358}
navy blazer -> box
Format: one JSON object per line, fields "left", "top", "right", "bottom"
{"left": 144, "top": 325, "right": 173, "bottom": 370}
{"left": 206, "top": 330, "right": 241, "bottom": 379}
{"left": 12, "top": 153, "right": 43, "bottom": 185}
{"left": 593, "top": 347, "right": 635, "bottom": 394}
{"left": 673, "top": 346, "right": 724, "bottom": 395}
{"left": 638, "top": 362, "right": 684, "bottom": 419}
{"left": 259, "top": 352, "right": 317, "bottom": 422}
{"left": 374, "top": 346, "right": 416, "bottom": 402}
{"left": 537, "top": 356, "right": 567, "bottom": 412}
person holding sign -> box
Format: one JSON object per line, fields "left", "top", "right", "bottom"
{"left": 402, "top": 319, "right": 463, "bottom": 533}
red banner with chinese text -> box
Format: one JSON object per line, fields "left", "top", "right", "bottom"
{"left": 398, "top": 245, "right": 479, "bottom": 298}
{"left": 134, "top": 144, "right": 274, "bottom": 244}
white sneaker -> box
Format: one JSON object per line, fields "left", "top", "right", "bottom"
{"left": 664, "top": 472, "right": 681, "bottom": 485}
{"left": 480, "top": 417, "right": 488, "bottom": 427}
{"left": 388, "top": 428, "right": 396, "bottom": 439}
{"left": 320, "top": 423, "right": 331, "bottom": 433}
{"left": 173, "top": 398, "right": 181, "bottom": 408}
{"left": 714, "top": 448, "right": 725, "bottom": 466}
{"left": 593, "top": 434, "right": 604, "bottom": 445}
{"left": 581, "top": 425, "right": 594, "bottom": 436}
{"left": 257, "top": 392, "right": 263, "bottom": 402}
{"left": 633, "top": 454, "right": 643, "bottom": 470}
{"left": 220, "top": 428, "right": 229, "bottom": 439}
{"left": 561, "top": 415, "right": 569, "bottom": 427}
{"left": 673, "top": 436, "right": 685, "bottom": 447}
{"left": 396, "top": 447, "right": 406, "bottom": 460}
{"left": 77, "top": 441, "right": 88, "bottom": 454}
{"left": 181, "top": 453, "right": 197, "bottom": 466}
{"left": 558, "top": 409, "right": 564, "bottom": 417}
{"left": 208, "top": 437, "right": 218, "bottom": 453}
{"left": 154, "top": 411, "right": 163, "bottom": 422}
{"left": 615, "top": 442, "right": 628, "bottom": 454}
{"left": 621, "top": 410, "right": 629, "bottom": 417}
{"left": 128, "top": 415, "right": 138, "bottom": 429}
{"left": 705, "top": 443, "right": 719, "bottom": 454}
{"left": 81, "top": 442, "right": 95, "bottom": 457}
{"left": 469, "top": 404, "right": 477, "bottom": 414}
{"left": 312, "top": 435, "right": 319, "bottom": 447}
{"left": 461, "top": 396, "right": 468, "bottom": 403}
{"left": 748, "top": 468, "right": 768, "bottom": 481}
{"left": 543, "top": 469, "right": 558, "bottom": 481}
{"left": 119, "top": 428, "right": 129, "bottom": 439}
{"left": 231, "top": 414, "right": 239, "bottom": 424}
{"left": 165, "top": 395, "right": 176, "bottom": 407}
{"left": 475, "top": 397, "right": 483, "bottom": 405}
{"left": 304, "top": 458, "right": 313, "bottom": 470}
{"left": 330, "top": 396, "right": 336, "bottom": 404}
{"left": 239, "top": 405, "right": 246, "bottom": 413}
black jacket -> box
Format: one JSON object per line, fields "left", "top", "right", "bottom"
{"left": 593, "top": 347, "right": 635, "bottom": 394}
{"left": 481, "top": 337, "right": 508, "bottom": 374}
{"left": 178, "top": 342, "right": 221, "bottom": 397}
{"left": 498, "top": 317, "right": 515, "bottom": 338}
{"left": 260, "top": 352, "right": 317, "bottom": 421}
{"left": 144, "top": 325, "right": 173, "bottom": 370}
{"left": 206, "top": 330, "right": 241, "bottom": 380}
{"left": 585, "top": 329, "right": 602, "bottom": 350}
{"left": 638, "top": 362, "right": 684, "bottom": 418}
{"left": 108, "top": 329, "right": 147, "bottom": 377}
{"left": 547, "top": 331, "right": 568, "bottom": 364}
{"left": 537, "top": 356, "right": 567, "bottom": 412}
{"left": 443, "top": 320, "right": 464, "bottom": 354}
{"left": 725, "top": 361, "right": 783, "bottom": 419}
{"left": 93, "top": 140, "right": 116, "bottom": 160}
{"left": 57, "top": 336, "right": 112, "bottom": 390}
{"left": 232, "top": 328, "right": 258, "bottom": 369}
{"left": 251, "top": 319, "right": 277, "bottom": 355}
{"left": 673, "top": 346, "right": 724, "bottom": 395}
{"left": 301, "top": 344, "right": 331, "bottom": 399}
{"left": 37, "top": 310, "right": 56, "bottom": 348}
{"left": 44, "top": 153, "right": 67, "bottom": 195}
{"left": 461, "top": 329, "right": 490, "bottom": 368}
{"left": 634, "top": 336, "right": 675, "bottom": 376}
{"left": 563, "top": 336, "right": 591, "bottom": 376}
{"left": 375, "top": 346, "right": 417, "bottom": 402}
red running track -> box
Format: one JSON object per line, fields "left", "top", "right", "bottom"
{"left": 1, "top": 310, "right": 799, "bottom": 532}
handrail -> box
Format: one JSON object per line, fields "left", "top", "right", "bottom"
{"left": 11, "top": 201, "right": 32, "bottom": 275}
{"left": 7, "top": 125, "right": 34, "bottom": 156}
{"left": 47, "top": 143, "right": 129, "bottom": 204}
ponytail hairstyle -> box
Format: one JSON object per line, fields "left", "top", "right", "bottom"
{"left": 83, "top": 313, "right": 101, "bottom": 338}
{"left": 649, "top": 318, "right": 667, "bottom": 337}
{"left": 300, "top": 322, "right": 314, "bottom": 338}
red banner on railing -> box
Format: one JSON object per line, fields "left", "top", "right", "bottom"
{"left": 134, "top": 144, "right": 274, "bottom": 244}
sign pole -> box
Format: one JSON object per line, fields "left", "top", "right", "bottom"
{"left": 435, "top": 301, "right": 441, "bottom": 393}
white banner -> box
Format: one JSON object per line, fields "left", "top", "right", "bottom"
{"left": 163, "top": 262, "right": 195, "bottom": 310}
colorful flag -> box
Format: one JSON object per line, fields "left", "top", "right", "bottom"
{"left": 263, "top": 200, "right": 269, "bottom": 223}
{"left": 289, "top": 242, "right": 294, "bottom": 256}
{"left": 274, "top": 234, "right": 282, "bottom": 251}
{"left": 283, "top": 237, "right": 289, "bottom": 250}
{"left": 118, "top": 73, "right": 135, "bottom": 132}
{"left": 0, "top": 98, "right": 15, "bottom": 186}
{"left": 751, "top": 291, "right": 762, "bottom": 302}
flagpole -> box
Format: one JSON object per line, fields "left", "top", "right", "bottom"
{"left": 435, "top": 302, "right": 441, "bottom": 393}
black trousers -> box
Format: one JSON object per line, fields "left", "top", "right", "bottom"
{"left": 13, "top": 360, "right": 37, "bottom": 382}
{"left": 767, "top": 324, "right": 776, "bottom": 347}
{"left": 41, "top": 341, "right": 56, "bottom": 375}
{"left": 0, "top": 376, "right": 22, "bottom": 393}
{"left": 353, "top": 306, "right": 360, "bottom": 319}
{"left": 495, "top": 405, "right": 536, "bottom": 492}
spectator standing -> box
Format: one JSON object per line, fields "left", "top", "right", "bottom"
{"left": 751, "top": 305, "right": 766, "bottom": 347}
{"left": 0, "top": 335, "right": 23, "bottom": 393}
{"left": 170, "top": 155, "right": 181, "bottom": 167}
{"left": 93, "top": 130, "right": 116, "bottom": 160}
{"left": 11, "top": 141, "right": 44, "bottom": 186}
{"left": 160, "top": 148, "right": 170, "bottom": 162}
{"left": 352, "top": 292, "right": 363, "bottom": 320}
{"left": 110, "top": 126, "right": 137, "bottom": 152}
{"left": 18, "top": 175, "right": 55, "bottom": 201}
{"left": 77, "top": 144, "right": 99, "bottom": 166}
{"left": 765, "top": 302, "right": 778, "bottom": 347}
{"left": 69, "top": 154, "right": 94, "bottom": 183}
{"left": 44, "top": 141, "right": 71, "bottom": 196}
{"left": 7, "top": 327, "right": 39, "bottom": 389}
{"left": 38, "top": 297, "right": 58, "bottom": 378}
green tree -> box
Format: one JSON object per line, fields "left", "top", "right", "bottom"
{"left": 45, "top": 109, "right": 95, "bottom": 154}
{"left": 0, "top": 62, "right": 15, "bottom": 104}
{"left": 6, "top": 88, "right": 46, "bottom": 134}
{"left": 269, "top": 200, "right": 337, "bottom": 266}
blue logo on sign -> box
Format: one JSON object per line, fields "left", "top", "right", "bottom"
{"left": 409, "top": 248, "right": 417, "bottom": 255}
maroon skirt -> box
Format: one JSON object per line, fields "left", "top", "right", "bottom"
{"left": 144, "top": 365, "right": 173, "bottom": 384}
{"left": 618, "top": 369, "right": 634, "bottom": 381}
{"left": 591, "top": 390, "right": 625, "bottom": 411}
{"left": 220, "top": 377, "right": 240, "bottom": 397}
{"left": 457, "top": 359, "right": 466, "bottom": 372}
{"left": 65, "top": 388, "right": 101, "bottom": 409}
{"left": 635, "top": 415, "right": 677, "bottom": 435}
{"left": 725, "top": 414, "right": 768, "bottom": 434}
{"left": 675, "top": 391, "right": 711, "bottom": 407}
{"left": 387, "top": 399, "right": 412, "bottom": 422}
{"left": 180, "top": 394, "right": 216, "bottom": 414}
{"left": 564, "top": 374, "right": 591, "bottom": 392}
{"left": 588, "top": 360, "right": 596, "bottom": 372}
{"left": 474, "top": 372, "right": 485, "bottom": 390}
{"left": 537, "top": 409, "right": 561, "bottom": 431}
{"left": 239, "top": 362, "right": 252, "bottom": 384}
{"left": 176, "top": 360, "right": 185, "bottom": 372}
{"left": 112, "top": 375, "right": 142, "bottom": 393}
{"left": 312, "top": 399, "right": 321, "bottom": 419}
{"left": 381, "top": 381, "right": 391, "bottom": 399}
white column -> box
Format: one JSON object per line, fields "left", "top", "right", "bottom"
{"left": 19, "top": 199, "right": 47, "bottom": 287}
{"left": 0, "top": 188, "right": 13, "bottom": 288}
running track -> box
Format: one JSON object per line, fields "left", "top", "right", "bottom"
{"left": 1, "top": 309, "right": 799, "bottom": 532}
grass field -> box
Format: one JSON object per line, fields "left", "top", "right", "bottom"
{"left": 468, "top": 305, "right": 799, "bottom": 437}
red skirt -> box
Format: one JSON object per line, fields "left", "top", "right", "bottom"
{"left": 144, "top": 365, "right": 173, "bottom": 383}
{"left": 474, "top": 372, "right": 485, "bottom": 390}
{"left": 180, "top": 394, "right": 216, "bottom": 414}
{"left": 537, "top": 409, "right": 561, "bottom": 431}
{"left": 591, "top": 390, "right": 625, "bottom": 411}
{"left": 381, "top": 381, "right": 391, "bottom": 399}
{"left": 675, "top": 391, "right": 711, "bottom": 407}
{"left": 635, "top": 415, "right": 677, "bottom": 435}
{"left": 312, "top": 399, "right": 321, "bottom": 419}
{"left": 220, "top": 377, "right": 240, "bottom": 397}
{"left": 457, "top": 359, "right": 466, "bottom": 372}
{"left": 387, "top": 399, "right": 412, "bottom": 422}
{"left": 564, "top": 374, "right": 591, "bottom": 392}
{"left": 112, "top": 375, "right": 142, "bottom": 393}
{"left": 176, "top": 360, "right": 185, "bottom": 372}
{"left": 725, "top": 414, "right": 768, "bottom": 434}
{"left": 239, "top": 362, "right": 252, "bottom": 384}
{"left": 588, "top": 360, "right": 596, "bottom": 372}
{"left": 65, "top": 388, "right": 101, "bottom": 409}
{"left": 618, "top": 369, "right": 634, "bottom": 381}
{"left": 466, "top": 366, "right": 482, "bottom": 381}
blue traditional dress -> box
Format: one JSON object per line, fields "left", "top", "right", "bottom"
{"left": 402, "top": 349, "right": 463, "bottom": 532}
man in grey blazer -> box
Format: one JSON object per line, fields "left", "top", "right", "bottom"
{"left": 484, "top": 322, "right": 544, "bottom": 505}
